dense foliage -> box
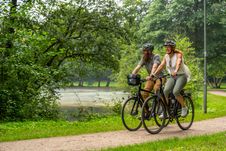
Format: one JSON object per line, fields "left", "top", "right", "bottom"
{"left": 0, "top": 0, "right": 225, "bottom": 121}
{"left": 0, "top": 0, "right": 128, "bottom": 121}
{"left": 138, "top": 0, "right": 226, "bottom": 87}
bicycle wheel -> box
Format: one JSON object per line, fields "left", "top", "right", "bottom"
{"left": 176, "top": 95, "right": 194, "bottom": 130}
{"left": 142, "top": 96, "right": 166, "bottom": 134}
{"left": 155, "top": 99, "right": 170, "bottom": 127}
{"left": 121, "top": 97, "right": 142, "bottom": 131}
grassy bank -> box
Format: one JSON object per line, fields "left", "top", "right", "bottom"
{"left": 0, "top": 93, "right": 226, "bottom": 142}
{"left": 0, "top": 116, "right": 122, "bottom": 142}
{"left": 103, "top": 131, "right": 226, "bottom": 151}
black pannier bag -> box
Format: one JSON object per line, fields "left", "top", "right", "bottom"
{"left": 127, "top": 74, "right": 141, "bottom": 86}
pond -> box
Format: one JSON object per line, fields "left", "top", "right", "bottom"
{"left": 57, "top": 88, "right": 130, "bottom": 106}
{"left": 56, "top": 87, "right": 130, "bottom": 107}
{"left": 56, "top": 87, "right": 131, "bottom": 121}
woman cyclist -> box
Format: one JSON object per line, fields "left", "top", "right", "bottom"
{"left": 152, "top": 40, "right": 190, "bottom": 117}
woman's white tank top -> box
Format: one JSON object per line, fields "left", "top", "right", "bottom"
{"left": 165, "top": 53, "right": 185, "bottom": 75}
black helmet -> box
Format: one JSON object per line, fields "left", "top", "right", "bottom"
{"left": 163, "top": 40, "right": 176, "bottom": 47}
{"left": 142, "top": 43, "right": 154, "bottom": 52}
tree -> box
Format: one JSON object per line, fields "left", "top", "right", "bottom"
{"left": 138, "top": 0, "right": 169, "bottom": 47}
{"left": 122, "top": 0, "right": 151, "bottom": 43}
{"left": 138, "top": 0, "right": 226, "bottom": 88}
{"left": 0, "top": 0, "right": 129, "bottom": 121}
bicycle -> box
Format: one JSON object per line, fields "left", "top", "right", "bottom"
{"left": 121, "top": 74, "right": 154, "bottom": 131}
{"left": 141, "top": 74, "right": 194, "bottom": 134}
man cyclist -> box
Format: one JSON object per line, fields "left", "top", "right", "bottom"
{"left": 132, "top": 43, "right": 164, "bottom": 100}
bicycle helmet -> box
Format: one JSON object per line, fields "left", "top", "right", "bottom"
{"left": 163, "top": 40, "right": 176, "bottom": 47}
{"left": 142, "top": 43, "right": 154, "bottom": 52}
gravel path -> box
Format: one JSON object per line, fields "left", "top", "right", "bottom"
{"left": 1, "top": 116, "right": 226, "bottom": 151}
{"left": 208, "top": 90, "right": 226, "bottom": 97}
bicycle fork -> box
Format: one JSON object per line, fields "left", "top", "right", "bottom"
{"left": 130, "top": 97, "right": 139, "bottom": 116}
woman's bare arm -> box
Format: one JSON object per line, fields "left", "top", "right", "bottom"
{"left": 174, "top": 53, "right": 182, "bottom": 73}
{"left": 150, "top": 63, "right": 158, "bottom": 75}
{"left": 153, "top": 56, "right": 166, "bottom": 75}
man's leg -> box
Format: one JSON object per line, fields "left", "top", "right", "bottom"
{"left": 141, "top": 80, "right": 154, "bottom": 100}
{"left": 153, "top": 78, "right": 166, "bottom": 93}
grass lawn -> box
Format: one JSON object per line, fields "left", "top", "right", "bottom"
{"left": 0, "top": 93, "right": 226, "bottom": 142}
{"left": 221, "top": 83, "right": 226, "bottom": 89}
{"left": 103, "top": 131, "right": 226, "bottom": 151}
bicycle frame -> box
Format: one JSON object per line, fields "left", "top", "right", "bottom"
{"left": 138, "top": 80, "right": 156, "bottom": 102}
{"left": 130, "top": 80, "right": 155, "bottom": 115}
{"left": 141, "top": 75, "right": 195, "bottom": 132}
{"left": 156, "top": 76, "right": 184, "bottom": 119}
{"left": 156, "top": 76, "right": 175, "bottom": 118}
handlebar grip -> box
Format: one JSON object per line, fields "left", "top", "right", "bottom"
{"left": 140, "top": 79, "right": 147, "bottom": 83}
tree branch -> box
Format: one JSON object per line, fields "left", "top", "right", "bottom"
{"left": 43, "top": 39, "right": 61, "bottom": 54}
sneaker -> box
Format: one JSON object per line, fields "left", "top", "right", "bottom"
{"left": 138, "top": 112, "right": 151, "bottom": 120}
{"left": 159, "top": 112, "right": 164, "bottom": 119}
{"left": 159, "top": 112, "right": 168, "bottom": 119}
{"left": 181, "top": 107, "right": 188, "bottom": 117}
{"left": 131, "top": 111, "right": 138, "bottom": 116}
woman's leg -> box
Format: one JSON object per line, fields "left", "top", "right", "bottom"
{"left": 163, "top": 77, "right": 175, "bottom": 104}
{"left": 172, "top": 75, "right": 187, "bottom": 107}
{"left": 158, "top": 77, "right": 174, "bottom": 118}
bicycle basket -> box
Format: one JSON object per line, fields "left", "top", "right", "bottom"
{"left": 127, "top": 74, "right": 141, "bottom": 86}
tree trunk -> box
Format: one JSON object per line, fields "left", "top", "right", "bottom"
{"left": 208, "top": 77, "right": 223, "bottom": 88}
{"left": 216, "top": 78, "right": 223, "bottom": 88}
{"left": 214, "top": 77, "right": 217, "bottom": 88}
{"left": 106, "top": 80, "right": 110, "bottom": 87}
{"left": 78, "top": 79, "right": 83, "bottom": 87}
{"left": 6, "top": 0, "right": 17, "bottom": 48}
{"left": 218, "top": 78, "right": 223, "bottom": 88}
{"left": 207, "top": 78, "right": 214, "bottom": 88}
{"left": 98, "top": 81, "right": 101, "bottom": 87}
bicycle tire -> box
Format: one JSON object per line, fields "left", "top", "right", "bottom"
{"left": 155, "top": 99, "right": 171, "bottom": 127}
{"left": 176, "top": 95, "right": 194, "bottom": 130}
{"left": 141, "top": 96, "right": 166, "bottom": 134}
{"left": 121, "top": 97, "right": 142, "bottom": 131}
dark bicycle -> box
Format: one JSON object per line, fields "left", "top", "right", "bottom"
{"left": 121, "top": 74, "right": 154, "bottom": 131}
{"left": 141, "top": 74, "right": 194, "bottom": 134}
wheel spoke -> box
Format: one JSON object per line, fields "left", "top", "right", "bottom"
{"left": 121, "top": 97, "right": 142, "bottom": 131}
{"left": 142, "top": 96, "right": 166, "bottom": 134}
{"left": 176, "top": 96, "right": 194, "bottom": 130}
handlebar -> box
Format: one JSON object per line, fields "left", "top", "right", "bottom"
{"left": 151, "top": 74, "right": 170, "bottom": 80}
{"left": 140, "top": 79, "right": 147, "bottom": 83}
{"left": 141, "top": 74, "right": 170, "bottom": 83}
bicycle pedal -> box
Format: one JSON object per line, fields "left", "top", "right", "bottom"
{"left": 131, "top": 111, "right": 138, "bottom": 116}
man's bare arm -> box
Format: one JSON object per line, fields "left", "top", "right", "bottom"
{"left": 132, "top": 65, "right": 142, "bottom": 74}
